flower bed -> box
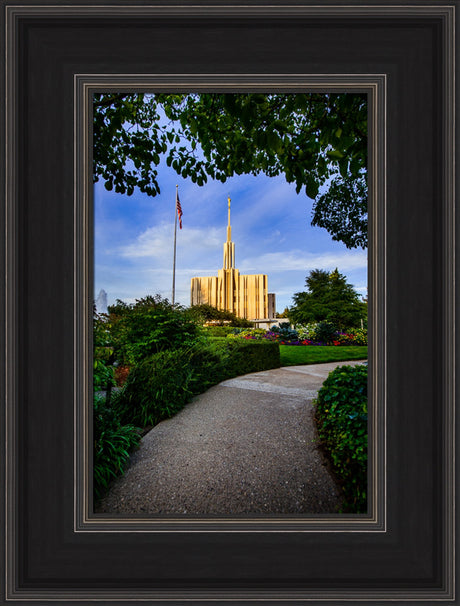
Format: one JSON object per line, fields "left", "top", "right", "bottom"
{"left": 229, "top": 327, "right": 367, "bottom": 346}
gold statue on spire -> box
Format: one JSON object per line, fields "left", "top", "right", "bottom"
{"left": 226, "top": 196, "right": 232, "bottom": 243}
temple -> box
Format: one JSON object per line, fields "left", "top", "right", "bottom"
{"left": 190, "top": 197, "right": 275, "bottom": 320}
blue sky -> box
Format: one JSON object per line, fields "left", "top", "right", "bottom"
{"left": 94, "top": 157, "right": 367, "bottom": 314}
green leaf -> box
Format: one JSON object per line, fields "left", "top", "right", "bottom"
{"left": 339, "top": 159, "right": 348, "bottom": 178}
{"left": 267, "top": 131, "right": 282, "bottom": 152}
{"left": 189, "top": 119, "right": 198, "bottom": 136}
{"left": 326, "top": 149, "right": 345, "bottom": 160}
{"left": 350, "top": 156, "right": 361, "bottom": 176}
{"left": 305, "top": 176, "right": 319, "bottom": 199}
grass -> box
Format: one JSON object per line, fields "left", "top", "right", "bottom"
{"left": 280, "top": 345, "right": 367, "bottom": 366}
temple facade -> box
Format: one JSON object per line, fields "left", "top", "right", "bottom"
{"left": 191, "top": 197, "right": 273, "bottom": 320}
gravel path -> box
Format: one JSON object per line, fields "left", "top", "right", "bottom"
{"left": 96, "top": 361, "right": 365, "bottom": 515}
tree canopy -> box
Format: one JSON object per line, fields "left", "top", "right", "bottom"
{"left": 93, "top": 93, "right": 367, "bottom": 249}
{"left": 288, "top": 268, "right": 367, "bottom": 330}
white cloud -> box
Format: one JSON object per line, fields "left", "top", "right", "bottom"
{"left": 239, "top": 250, "right": 368, "bottom": 273}
{"left": 119, "top": 222, "right": 224, "bottom": 264}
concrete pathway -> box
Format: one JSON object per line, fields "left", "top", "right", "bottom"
{"left": 96, "top": 361, "right": 365, "bottom": 515}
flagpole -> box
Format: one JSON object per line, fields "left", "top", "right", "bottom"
{"left": 172, "top": 184, "right": 178, "bottom": 305}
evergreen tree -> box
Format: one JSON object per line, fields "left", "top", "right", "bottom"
{"left": 289, "top": 268, "right": 366, "bottom": 330}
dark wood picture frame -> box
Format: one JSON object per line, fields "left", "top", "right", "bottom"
{"left": 1, "top": 2, "right": 457, "bottom": 604}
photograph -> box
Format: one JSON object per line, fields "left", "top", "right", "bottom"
{"left": 2, "top": 2, "right": 456, "bottom": 604}
{"left": 91, "top": 92, "right": 369, "bottom": 516}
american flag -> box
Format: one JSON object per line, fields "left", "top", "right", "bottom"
{"left": 176, "top": 190, "right": 183, "bottom": 229}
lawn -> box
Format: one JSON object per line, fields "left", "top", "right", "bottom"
{"left": 280, "top": 345, "right": 367, "bottom": 366}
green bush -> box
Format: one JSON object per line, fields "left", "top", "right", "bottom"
{"left": 351, "top": 328, "right": 368, "bottom": 346}
{"left": 113, "top": 349, "right": 195, "bottom": 427}
{"left": 269, "top": 323, "right": 299, "bottom": 342}
{"left": 202, "top": 325, "right": 240, "bottom": 337}
{"left": 93, "top": 354, "right": 115, "bottom": 392}
{"left": 314, "top": 321, "right": 338, "bottom": 344}
{"left": 184, "top": 341, "right": 228, "bottom": 394}
{"left": 107, "top": 295, "right": 202, "bottom": 366}
{"left": 215, "top": 339, "right": 280, "bottom": 378}
{"left": 314, "top": 364, "right": 368, "bottom": 513}
{"left": 296, "top": 322, "right": 319, "bottom": 340}
{"left": 93, "top": 309, "right": 116, "bottom": 391}
{"left": 188, "top": 303, "right": 253, "bottom": 327}
{"left": 227, "top": 328, "right": 267, "bottom": 340}
{"left": 114, "top": 340, "right": 280, "bottom": 428}
{"left": 93, "top": 394, "right": 141, "bottom": 501}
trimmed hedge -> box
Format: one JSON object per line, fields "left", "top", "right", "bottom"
{"left": 214, "top": 338, "right": 280, "bottom": 378}
{"left": 314, "top": 364, "right": 368, "bottom": 513}
{"left": 114, "top": 340, "right": 280, "bottom": 429}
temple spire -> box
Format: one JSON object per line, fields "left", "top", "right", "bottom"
{"left": 223, "top": 196, "right": 235, "bottom": 270}
{"left": 227, "top": 196, "right": 231, "bottom": 241}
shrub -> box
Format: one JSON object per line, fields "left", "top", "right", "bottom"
{"left": 114, "top": 340, "right": 280, "bottom": 428}
{"left": 113, "top": 349, "right": 194, "bottom": 427}
{"left": 269, "top": 323, "right": 299, "bottom": 342}
{"left": 93, "top": 309, "right": 115, "bottom": 392}
{"left": 271, "top": 321, "right": 290, "bottom": 331}
{"left": 202, "top": 325, "right": 240, "bottom": 337}
{"left": 351, "top": 328, "right": 368, "bottom": 346}
{"left": 227, "top": 328, "right": 267, "bottom": 340}
{"left": 184, "top": 341, "right": 228, "bottom": 394}
{"left": 93, "top": 354, "right": 115, "bottom": 392}
{"left": 188, "top": 304, "right": 253, "bottom": 327}
{"left": 107, "top": 295, "right": 201, "bottom": 366}
{"left": 169, "top": 339, "right": 279, "bottom": 394}
{"left": 215, "top": 339, "right": 280, "bottom": 378}
{"left": 295, "top": 322, "right": 318, "bottom": 340}
{"left": 313, "top": 321, "right": 338, "bottom": 344}
{"left": 93, "top": 394, "right": 141, "bottom": 501}
{"left": 314, "top": 364, "right": 368, "bottom": 512}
